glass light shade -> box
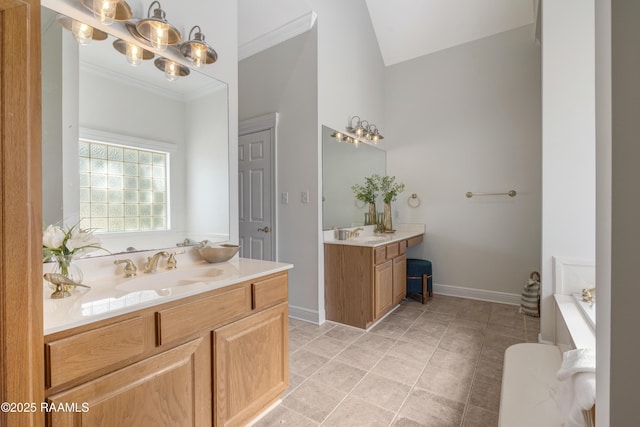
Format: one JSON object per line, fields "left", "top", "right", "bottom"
{"left": 164, "top": 60, "right": 179, "bottom": 82}
{"left": 94, "top": 0, "right": 118, "bottom": 25}
{"left": 180, "top": 27, "right": 218, "bottom": 68}
{"left": 71, "top": 20, "right": 94, "bottom": 45}
{"left": 190, "top": 43, "right": 208, "bottom": 68}
{"left": 149, "top": 22, "right": 170, "bottom": 50}
{"left": 125, "top": 42, "right": 143, "bottom": 66}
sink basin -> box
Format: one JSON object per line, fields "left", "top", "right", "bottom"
{"left": 198, "top": 244, "right": 240, "bottom": 263}
{"left": 115, "top": 267, "right": 227, "bottom": 292}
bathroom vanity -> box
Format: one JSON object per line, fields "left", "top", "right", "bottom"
{"left": 324, "top": 225, "right": 425, "bottom": 329}
{"left": 43, "top": 257, "right": 292, "bottom": 427}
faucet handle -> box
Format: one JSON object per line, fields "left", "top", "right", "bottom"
{"left": 114, "top": 259, "right": 137, "bottom": 277}
{"left": 167, "top": 250, "right": 185, "bottom": 270}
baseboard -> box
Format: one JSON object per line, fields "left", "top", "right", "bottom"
{"left": 434, "top": 283, "right": 521, "bottom": 305}
{"left": 288, "top": 305, "right": 321, "bottom": 324}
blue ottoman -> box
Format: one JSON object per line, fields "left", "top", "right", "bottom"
{"left": 406, "top": 259, "right": 433, "bottom": 304}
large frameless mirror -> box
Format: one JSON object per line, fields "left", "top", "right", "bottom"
{"left": 322, "top": 125, "right": 386, "bottom": 229}
{"left": 41, "top": 4, "right": 230, "bottom": 255}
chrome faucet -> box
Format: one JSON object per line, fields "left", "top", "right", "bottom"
{"left": 144, "top": 251, "right": 169, "bottom": 273}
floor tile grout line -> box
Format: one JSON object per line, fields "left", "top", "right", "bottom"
{"left": 317, "top": 310, "right": 424, "bottom": 426}
{"left": 278, "top": 299, "right": 530, "bottom": 427}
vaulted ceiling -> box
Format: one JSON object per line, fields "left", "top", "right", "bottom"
{"left": 238, "top": 0, "right": 535, "bottom": 66}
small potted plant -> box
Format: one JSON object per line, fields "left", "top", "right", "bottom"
{"left": 352, "top": 174, "right": 380, "bottom": 225}
{"left": 378, "top": 175, "right": 405, "bottom": 232}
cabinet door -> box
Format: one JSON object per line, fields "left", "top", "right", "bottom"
{"left": 214, "top": 303, "right": 288, "bottom": 427}
{"left": 393, "top": 254, "right": 407, "bottom": 305}
{"left": 47, "top": 336, "right": 212, "bottom": 427}
{"left": 374, "top": 260, "right": 394, "bottom": 319}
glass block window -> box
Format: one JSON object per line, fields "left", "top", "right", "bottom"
{"left": 79, "top": 140, "right": 168, "bottom": 233}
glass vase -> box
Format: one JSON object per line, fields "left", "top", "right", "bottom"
{"left": 383, "top": 202, "right": 393, "bottom": 232}
{"left": 50, "top": 254, "right": 83, "bottom": 290}
{"left": 366, "top": 202, "right": 377, "bottom": 225}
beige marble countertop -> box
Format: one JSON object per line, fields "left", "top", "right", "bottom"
{"left": 43, "top": 255, "right": 292, "bottom": 335}
{"left": 323, "top": 223, "right": 425, "bottom": 247}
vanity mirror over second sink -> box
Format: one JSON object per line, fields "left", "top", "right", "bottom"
{"left": 322, "top": 125, "right": 386, "bottom": 229}
{"left": 41, "top": 0, "right": 230, "bottom": 256}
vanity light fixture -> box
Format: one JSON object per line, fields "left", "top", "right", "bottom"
{"left": 136, "top": 1, "right": 181, "bottom": 51}
{"left": 81, "top": 0, "right": 133, "bottom": 26}
{"left": 180, "top": 26, "right": 218, "bottom": 68}
{"left": 113, "top": 39, "right": 154, "bottom": 66}
{"left": 336, "top": 116, "right": 384, "bottom": 146}
{"left": 347, "top": 116, "right": 367, "bottom": 137}
{"left": 155, "top": 57, "right": 190, "bottom": 81}
{"left": 56, "top": 15, "right": 108, "bottom": 45}
{"left": 365, "top": 124, "right": 384, "bottom": 143}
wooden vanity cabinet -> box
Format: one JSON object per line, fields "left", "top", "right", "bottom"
{"left": 45, "top": 271, "right": 289, "bottom": 427}
{"left": 325, "top": 238, "right": 413, "bottom": 329}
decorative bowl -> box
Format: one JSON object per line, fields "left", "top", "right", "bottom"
{"left": 197, "top": 243, "right": 240, "bottom": 263}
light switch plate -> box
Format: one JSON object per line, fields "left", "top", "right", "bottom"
{"left": 281, "top": 192, "right": 288, "bottom": 204}
{"left": 301, "top": 191, "right": 309, "bottom": 204}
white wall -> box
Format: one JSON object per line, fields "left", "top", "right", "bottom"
{"left": 385, "top": 26, "right": 541, "bottom": 300}
{"left": 541, "top": 0, "right": 596, "bottom": 343}
{"left": 595, "top": 0, "right": 611, "bottom": 423}
{"left": 239, "top": 29, "right": 319, "bottom": 321}
{"left": 312, "top": 0, "right": 386, "bottom": 322}
{"left": 311, "top": 0, "right": 386, "bottom": 133}
{"left": 185, "top": 88, "right": 230, "bottom": 240}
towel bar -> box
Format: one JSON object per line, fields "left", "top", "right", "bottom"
{"left": 465, "top": 190, "right": 516, "bottom": 198}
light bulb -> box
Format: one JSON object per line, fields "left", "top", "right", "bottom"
{"left": 71, "top": 20, "right": 93, "bottom": 45}
{"left": 164, "top": 60, "right": 179, "bottom": 82}
{"left": 191, "top": 44, "right": 207, "bottom": 68}
{"left": 125, "top": 42, "right": 142, "bottom": 66}
{"left": 334, "top": 132, "right": 343, "bottom": 142}
{"left": 151, "top": 23, "right": 169, "bottom": 50}
{"left": 94, "top": 0, "right": 118, "bottom": 25}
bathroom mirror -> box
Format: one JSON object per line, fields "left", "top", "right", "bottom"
{"left": 41, "top": 5, "right": 230, "bottom": 255}
{"left": 322, "top": 125, "right": 386, "bottom": 229}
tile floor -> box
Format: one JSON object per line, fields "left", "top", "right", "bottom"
{"left": 253, "top": 295, "right": 540, "bottom": 427}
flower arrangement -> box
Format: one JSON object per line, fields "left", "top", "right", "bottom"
{"left": 42, "top": 222, "right": 104, "bottom": 261}
{"left": 379, "top": 175, "right": 406, "bottom": 204}
{"left": 351, "top": 174, "right": 381, "bottom": 204}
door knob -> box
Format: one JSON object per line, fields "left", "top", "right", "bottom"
{"left": 257, "top": 226, "right": 270, "bottom": 233}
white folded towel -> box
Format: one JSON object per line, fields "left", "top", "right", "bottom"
{"left": 557, "top": 349, "right": 596, "bottom": 427}
{"left": 557, "top": 348, "right": 595, "bottom": 381}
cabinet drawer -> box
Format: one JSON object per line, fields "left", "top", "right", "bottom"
{"left": 406, "top": 235, "right": 423, "bottom": 247}
{"left": 253, "top": 273, "right": 288, "bottom": 310}
{"left": 157, "top": 284, "right": 251, "bottom": 345}
{"left": 398, "top": 240, "right": 407, "bottom": 254}
{"left": 385, "top": 242, "right": 400, "bottom": 259}
{"left": 46, "top": 317, "right": 148, "bottom": 388}
{"left": 374, "top": 246, "right": 387, "bottom": 264}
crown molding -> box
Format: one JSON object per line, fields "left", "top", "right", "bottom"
{"left": 239, "top": 11, "right": 317, "bottom": 61}
{"left": 80, "top": 61, "right": 225, "bottom": 102}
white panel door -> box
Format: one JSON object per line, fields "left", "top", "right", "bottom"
{"left": 238, "top": 129, "right": 273, "bottom": 260}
